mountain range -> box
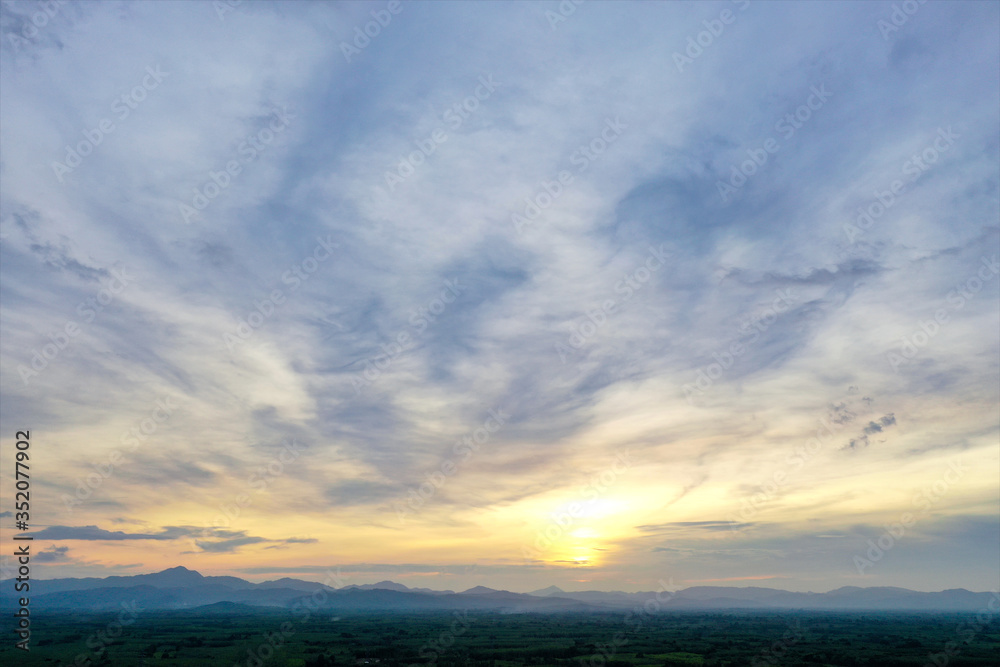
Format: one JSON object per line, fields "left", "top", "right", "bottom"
{"left": 2, "top": 567, "right": 995, "bottom": 613}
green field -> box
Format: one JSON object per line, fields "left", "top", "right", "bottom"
{"left": 2, "top": 609, "right": 998, "bottom": 666}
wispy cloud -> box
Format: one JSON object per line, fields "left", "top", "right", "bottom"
{"left": 1, "top": 0, "right": 996, "bottom": 592}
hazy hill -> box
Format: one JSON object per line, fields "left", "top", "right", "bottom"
{"left": 2, "top": 567, "right": 994, "bottom": 612}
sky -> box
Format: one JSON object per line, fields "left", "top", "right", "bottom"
{"left": 0, "top": 0, "right": 997, "bottom": 594}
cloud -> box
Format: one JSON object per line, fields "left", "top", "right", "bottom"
{"left": 868, "top": 414, "right": 897, "bottom": 432}
{"left": 844, "top": 413, "right": 898, "bottom": 450}
{"left": 325, "top": 480, "right": 399, "bottom": 506}
{"left": 34, "top": 546, "right": 71, "bottom": 563}
{"left": 640, "top": 521, "right": 747, "bottom": 534}
{"left": 27, "top": 525, "right": 177, "bottom": 541}
{"left": 194, "top": 536, "right": 269, "bottom": 553}
{"left": 235, "top": 562, "right": 538, "bottom": 577}
{"left": 0, "top": 0, "right": 996, "bottom": 592}
{"left": 27, "top": 524, "right": 310, "bottom": 555}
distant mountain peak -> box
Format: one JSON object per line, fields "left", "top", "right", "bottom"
{"left": 461, "top": 585, "right": 500, "bottom": 595}
{"left": 140, "top": 566, "right": 205, "bottom": 584}
{"left": 344, "top": 580, "right": 412, "bottom": 592}
{"left": 5, "top": 567, "right": 995, "bottom": 614}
